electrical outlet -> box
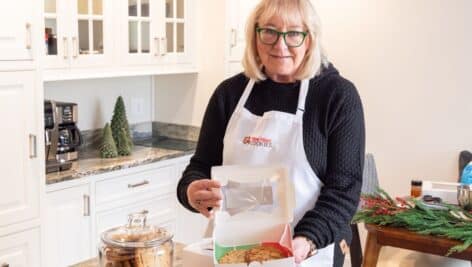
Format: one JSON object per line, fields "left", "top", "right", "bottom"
{"left": 131, "top": 97, "right": 145, "bottom": 116}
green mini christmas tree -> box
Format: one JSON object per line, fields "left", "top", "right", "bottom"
{"left": 100, "top": 123, "right": 118, "bottom": 158}
{"left": 116, "top": 127, "right": 133, "bottom": 156}
{"left": 111, "top": 96, "right": 133, "bottom": 156}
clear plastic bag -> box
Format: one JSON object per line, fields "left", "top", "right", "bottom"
{"left": 221, "top": 178, "right": 279, "bottom": 216}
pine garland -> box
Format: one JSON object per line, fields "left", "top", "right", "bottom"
{"left": 353, "top": 188, "right": 472, "bottom": 255}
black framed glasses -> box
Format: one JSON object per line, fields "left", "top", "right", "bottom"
{"left": 256, "top": 27, "right": 308, "bottom": 47}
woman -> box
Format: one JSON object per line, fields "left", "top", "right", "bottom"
{"left": 177, "top": 0, "right": 365, "bottom": 266}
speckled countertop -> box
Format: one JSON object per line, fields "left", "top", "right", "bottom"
{"left": 46, "top": 137, "right": 197, "bottom": 185}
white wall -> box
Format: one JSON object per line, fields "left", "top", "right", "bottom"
{"left": 314, "top": 1, "right": 471, "bottom": 266}
{"left": 44, "top": 76, "right": 153, "bottom": 131}
{"left": 155, "top": 0, "right": 472, "bottom": 266}
{"left": 154, "top": 0, "right": 226, "bottom": 126}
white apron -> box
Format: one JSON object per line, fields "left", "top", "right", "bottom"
{"left": 221, "top": 78, "right": 335, "bottom": 267}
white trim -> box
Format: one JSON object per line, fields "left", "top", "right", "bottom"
{"left": 43, "top": 64, "right": 198, "bottom": 81}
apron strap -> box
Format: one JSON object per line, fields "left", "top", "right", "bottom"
{"left": 235, "top": 79, "right": 256, "bottom": 114}
{"left": 236, "top": 78, "right": 308, "bottom": 117}
{"left": 296, "top": 79, "right": 309, "bottom": 117}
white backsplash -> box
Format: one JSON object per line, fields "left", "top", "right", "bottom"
{"left": 44, "top": 76, "right": 153, "bottom": 131}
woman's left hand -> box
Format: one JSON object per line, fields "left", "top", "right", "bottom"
{"left": 292, "top": 236, "right": 311, "bottom": 264}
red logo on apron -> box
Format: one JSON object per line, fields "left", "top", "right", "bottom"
{"left": 242, "top": 136, "right": 272, "bottom": 148}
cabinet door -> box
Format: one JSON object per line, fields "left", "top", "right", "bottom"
{"left": 43, "top": 0, "right": 71, "bottom": 68}
{"left": 43, "top": 185, "right": 92, "bottom": 267}
{"left": 0, "top": 0, "right": 34, "bottom": 61}
{"left": 160, "top": 0, "right": 194, "bottom": 64}
{"left": 120, "top": 0, "right": 163, "bottom": 65}
{"left": 0, "top": 228, "right": 40, "bottom": 267}
{"left": 0, "top": 71, "right": 39, "bottom": 227}
{"left": 95, "top": 195, "right": 177, "bottom": 251}
{"left": 69, "top": 0, "right": 113, "bottom": 68}
{"left": 227, "top": 0, "right": 259, "bottom": 62}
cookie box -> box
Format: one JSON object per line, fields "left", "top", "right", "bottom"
{"left": 211, "top": 165, "right": 296, "bottom": 267}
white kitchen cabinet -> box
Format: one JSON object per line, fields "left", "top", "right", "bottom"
{"left": 43, "top": 184, "right": 92, "bottom": 267}
{"left": 42, "top": 0, "right": 113, "bottom": 69}
{"left": 225, "top": 0, "right": 259, "bottom": 76}
{"left": 120, "top": 0, "right": 195, "bottom": 66}
{"left": 95, "top": 194, "right": 177, "bottom": 250}
{"left": 0, "top": 227, "right": 41, "bottom": 267}
{"left": 0, "top": 71, "right": 40, "bottom": 228}
{"left": 0, "top": 0, "right": 34, "bottom": 61}
{"left": 95, "top": 164, "right": 175, "bottom": 208}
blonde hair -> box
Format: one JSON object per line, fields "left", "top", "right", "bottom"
{"left": 242, "top": 0, "right": 328, "bottom": 81}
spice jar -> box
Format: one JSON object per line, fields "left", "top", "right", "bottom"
{"left": 410, "top": 180, "right": 423, "bottom": 198}
{"left": 99, "top": 210, "right": 174, "bottom": 267}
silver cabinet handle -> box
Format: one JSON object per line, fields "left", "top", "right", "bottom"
{"left": 63, "top": 37, "right": 69, "bottom": 59}
{"left": 154, "top": 37, "right": 159, "bottom": 57}
{"left": 128, "top": 180, "right": 149, "bottom": 188}
{"left": 25, "top": 23, "right": 32, "bottom": 49}
{"left": 160, "top": 37, "right": 167, "bottom": 56}
{"left": 29, "top": 134, "right": 37, "bottom": 158}
{"left": 230, "top": 28, "right": 237, "bottom": 48}
{"left": 72, "top": 36, "right": 78, "bottom": 58}
{"left": 83, "top": 194, "right": 90, "bottom": 216}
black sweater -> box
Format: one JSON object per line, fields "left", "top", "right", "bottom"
{"left": 177, "top": 64, "right": 365, "bottom": 250}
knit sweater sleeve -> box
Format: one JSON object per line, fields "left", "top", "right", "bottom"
{"left": 176, "top": 77, "right": 243, "bottom": 212}
{"left": 294, "top": 79, "right": 365, "bottom": 249}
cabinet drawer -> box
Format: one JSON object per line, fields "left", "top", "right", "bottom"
{"left": 95, "top": 195, "right": 177, "bottom": 247}
{"left": 0, "top": 228, "right": 40, "bottom": 267}
{"left": 96, "top": 166, "right": 175, "bottom": 206}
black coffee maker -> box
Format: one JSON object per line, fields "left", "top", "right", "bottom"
{"left": 44, "top": 100, "right": 82, "bottom": 173}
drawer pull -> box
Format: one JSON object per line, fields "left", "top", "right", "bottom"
{"left": 63, "top": 37, "right": 69, "bottom": 59}
{"left": 154, "top": 37, "right": 159, "bottom": 57}
{"left": 72, "top": 36, "right": 78, "bottom": 58}
{"left": 29, "top": 134, "right": 37, "bottom": 158}
{"left": 230, "top": 28, "right": 237, "bottom": 48}
{"left": 128, "top": 180, "right": 149, "bottom": 188}
{"left": 25, "top": 23, "right": 32, "bottom": 49}
{"left": 83, "top": 194, "right": 90, "bottom": 216}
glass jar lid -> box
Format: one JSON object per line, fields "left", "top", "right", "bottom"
{"left": 101, "top": 210, "right": 173, "bottom": 248}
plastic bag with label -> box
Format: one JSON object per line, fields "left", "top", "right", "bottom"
{"left": 221, "top": 178, "right": 279, "bottom": 216}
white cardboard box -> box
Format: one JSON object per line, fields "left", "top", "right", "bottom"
{"left": 422, "top": 181, "right": 461, "bottom": 204}
{"left": 182, "top": 238, "right": 214, "bottom": 267}
{"left": 211, "top": 165, "right": 296, "bottom": 267}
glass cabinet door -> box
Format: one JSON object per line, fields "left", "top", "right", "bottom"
{"left": 76, "top": 0, "right": 104, "bottom": 56}
{"left": 127, "top": 0, "right": 151, "bottom": 54}
{"left": 44, "top": 0, "right": 69, "bottom": 68}
{"left": 165, "top": 0, "right": 185, "bottom": 54}
{"left": 44, "top": 0, "right": 59, "bottom": 56}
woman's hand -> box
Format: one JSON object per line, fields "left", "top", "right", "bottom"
{"left": 292, "top": 236, "right": 312, "bottom": 264}
{"left": 187, "top": 179, "right": 222, "bottom": 218}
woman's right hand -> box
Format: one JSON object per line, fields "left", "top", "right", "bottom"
{"left": 187, "top": 179, "right": 222, "bottom": 218}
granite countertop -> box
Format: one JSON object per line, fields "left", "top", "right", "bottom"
{"left": 46, "top": 137, "right": 197, "bottom": 185}
{"left": 70, "top": 243, "right": 184, "bottom": 267}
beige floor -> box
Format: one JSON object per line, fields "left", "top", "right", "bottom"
{"left": 342, "top": 224, "right": 471, "bottom": 267}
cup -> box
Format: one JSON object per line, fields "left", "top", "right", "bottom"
{"left": 457, "top": 184, "right": 472, "bottom": 210}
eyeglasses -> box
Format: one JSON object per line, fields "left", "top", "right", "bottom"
{"left": 256, "top": 27, "right": 308, "bottom": 48}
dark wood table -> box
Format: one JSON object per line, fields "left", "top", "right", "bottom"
{"left": 363, "top": 224, "right": 472, "bottom": 266}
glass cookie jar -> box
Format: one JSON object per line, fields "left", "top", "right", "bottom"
{"left": 99, "top": 211, "right": 174, "bottom": 267}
